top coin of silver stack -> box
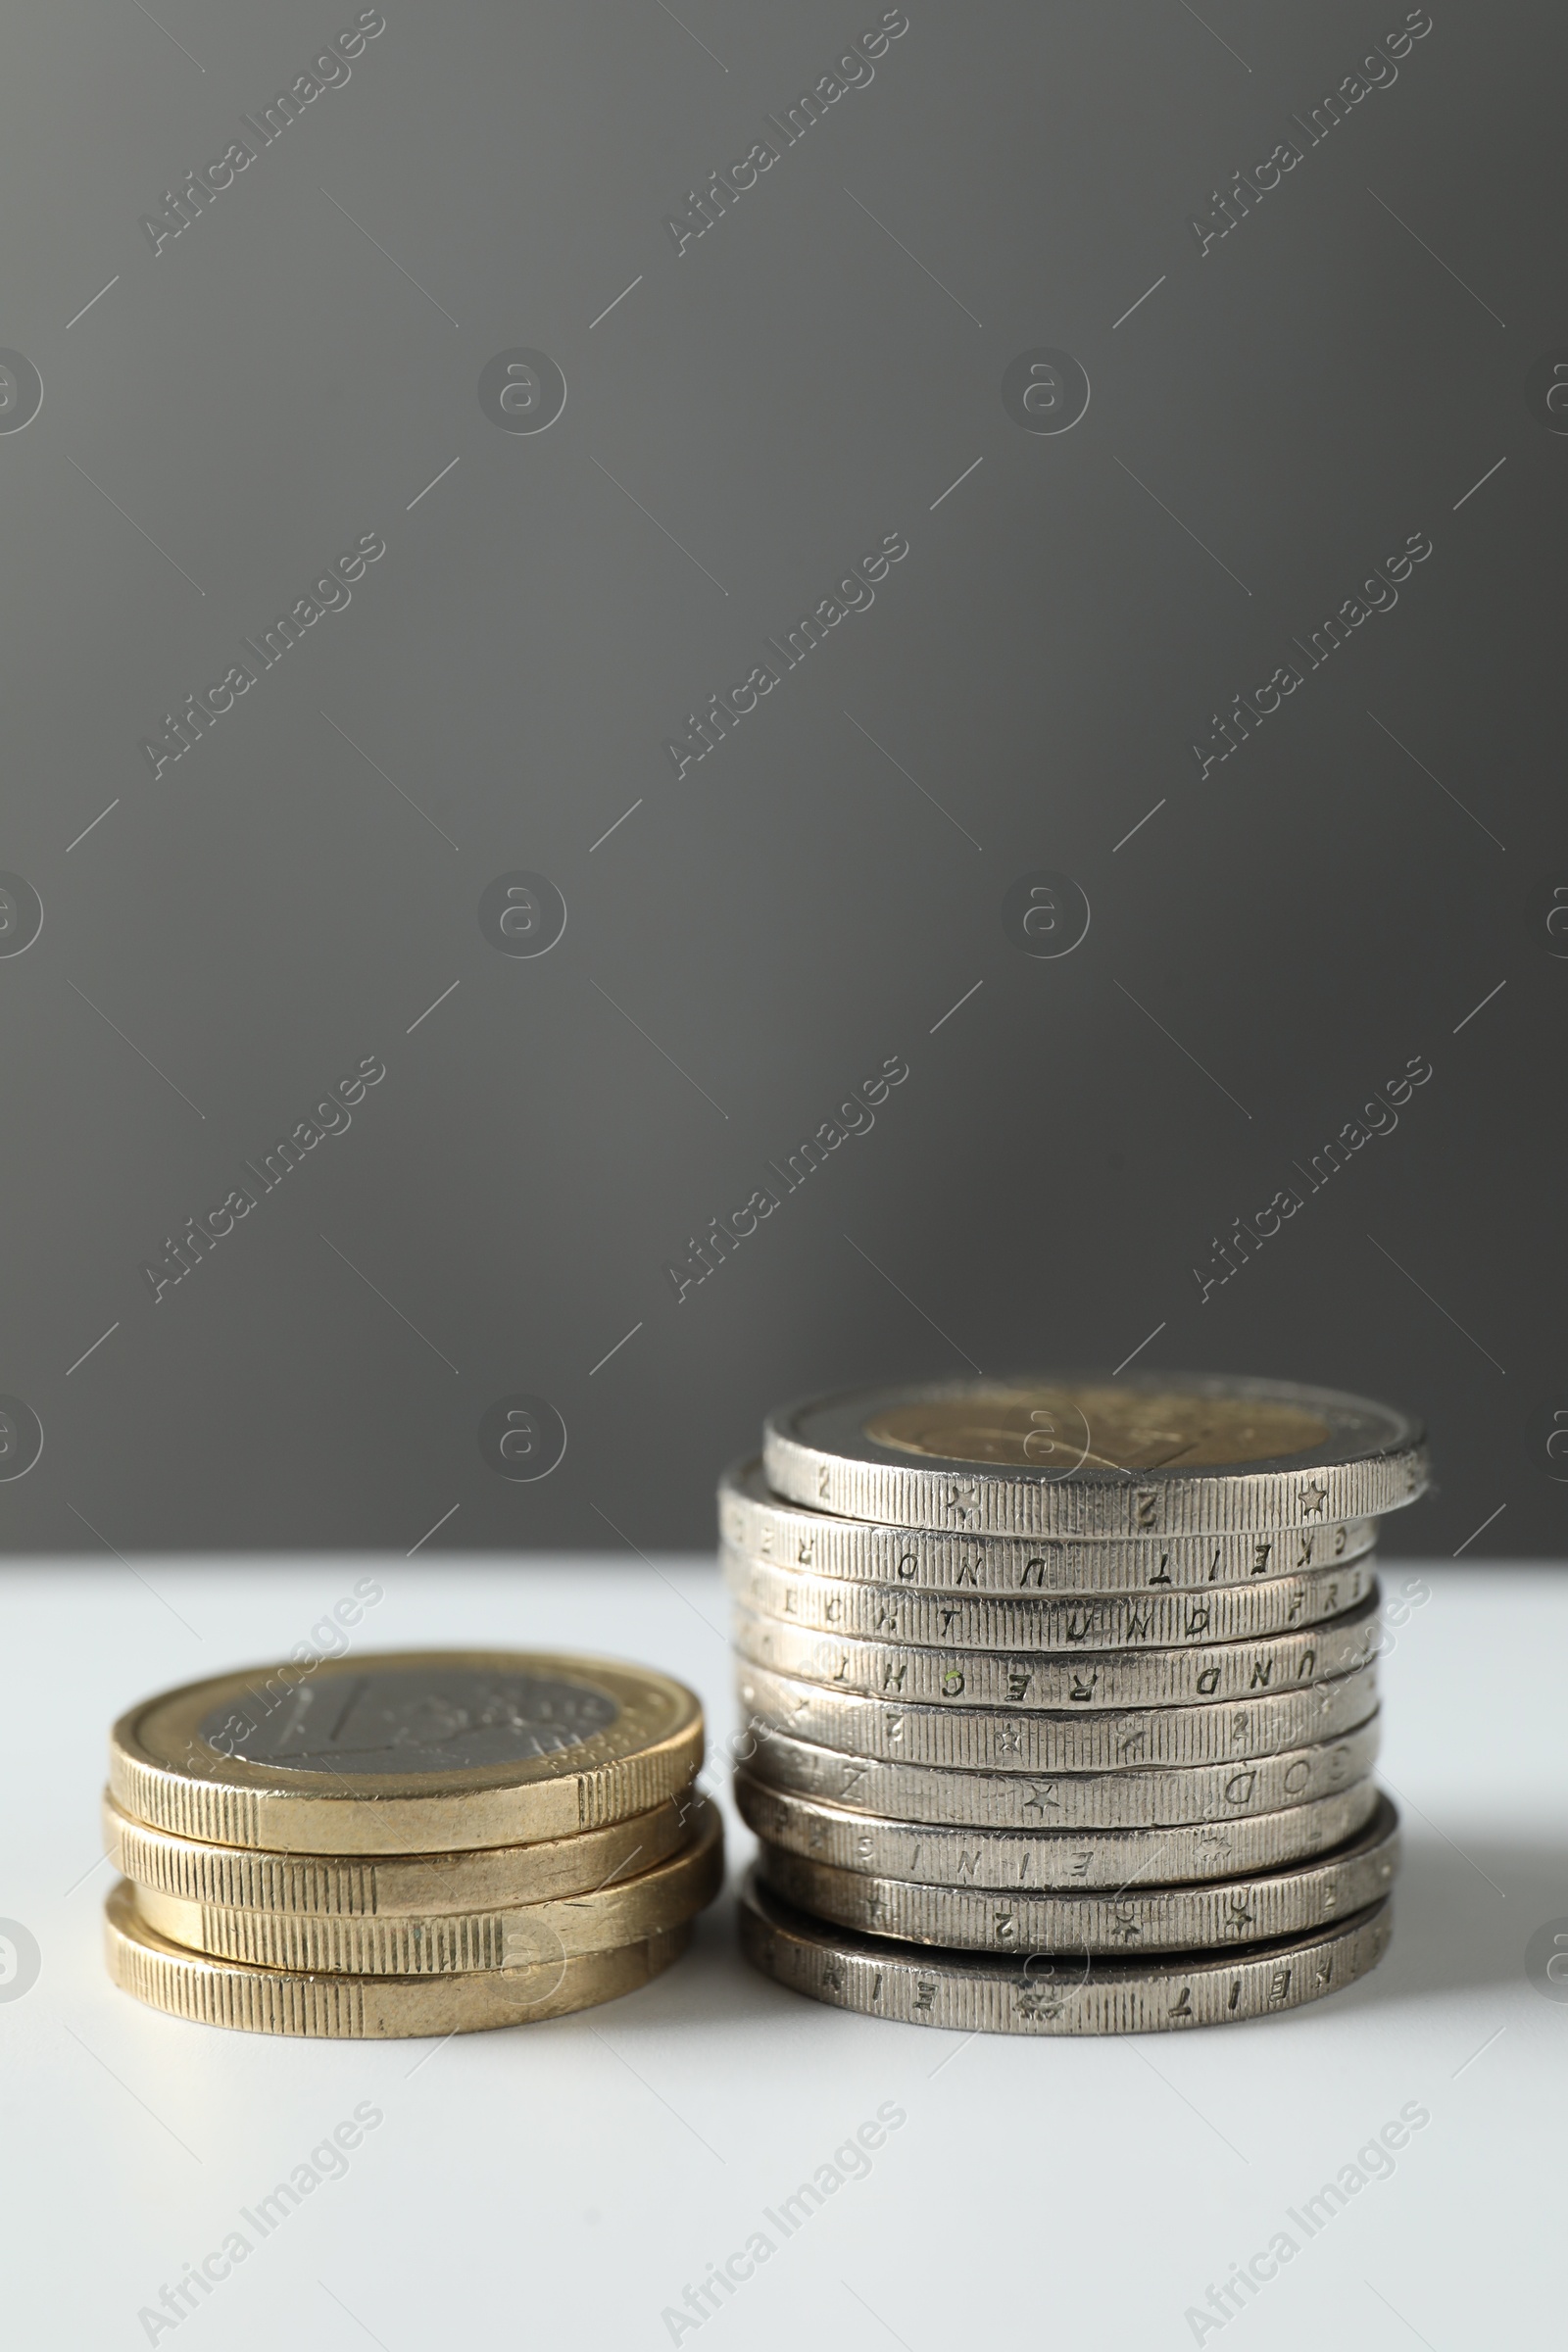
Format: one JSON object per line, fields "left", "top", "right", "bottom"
{"left": 724, "top": 1373, "right": 1427, "bottom": 2034}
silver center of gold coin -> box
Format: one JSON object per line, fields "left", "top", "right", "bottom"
{"left": 197, "top": 1667, "right": 620, "bottom": 1774}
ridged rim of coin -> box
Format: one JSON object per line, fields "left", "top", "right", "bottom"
{"left": 130, "top": 1801, "right": 724, "bottom": 1974}
{"left": 110, "top": 1650, "right": 704, "bottom": 1853}
{"left": 743, "top": 1718, "right": 1380, "bottom": 1827}
{"left": 761, "top": 1376, "right": 1427, "bottom": 1536}
{"left": 104, "top": 1880, "right": 693, "bottom": 2036}
{"left": 101, "top": 1788, "right": 702, "bottom": 1916}
{"left": 723, "top": 1546, "right": 1381, "bottom": 1648}
{"left": 719, "top": 1461, "right": 1378, "bottom": 1591}
{"left": 735, "top": 1767, "right": 1382, "bottom": 1887}
{"left": 754, "top": 1792, "right": 1399, "bottom": 1953}
{"left": 737, "top": 1869, "right": 1392, "bottom": 2034}
{"left": 736, "top": 1658, "right": 1379, "bottom": 1771}
{"left": 730, "top": 1588, "right": 1381, "bottom": 1709}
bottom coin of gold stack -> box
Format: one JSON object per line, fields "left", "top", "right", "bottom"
{"left": 738, "top": 1868, "right": 1392, "bottom": 2034}
{"left": 105, "top": 1881, "right": 695, "bottom": 2037}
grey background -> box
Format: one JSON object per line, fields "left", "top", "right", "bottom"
{"left": 1, "top": 0, "right": 1560, "bottom": 1560}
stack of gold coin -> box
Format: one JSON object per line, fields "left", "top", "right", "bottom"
{"left": 103, "top": 1648, "right": 722, "bottom": 2037}
{"left": 723, "top": 1375, "right": 1427, "bottom": 2034}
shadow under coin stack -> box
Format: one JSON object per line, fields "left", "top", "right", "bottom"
{"left": 103, "top": 1648, "right": 721, "bottom": 2037}
{"left": 725, "top": 1376, "right": 1427, "bottom": 2035}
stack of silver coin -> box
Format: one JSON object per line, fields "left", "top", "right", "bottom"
{"left": 722, "top": 1375, "right": 1428, "bottom": 2035}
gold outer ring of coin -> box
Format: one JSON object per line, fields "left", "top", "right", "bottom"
{"left": 761, "top": 1376, "right": 1427, "bottom": 1537}
{"left": 110, "top": 1649, "right": 704, "bottom": 1854}
{"left": 729, "top": 1587, "right": 1381, "bottom": 1710}
{"left": 736, "top": 1657, "right": 1379, "bottom": 1771}
{"left": 737, "top": 1868, "right": 1393, "bottom": 2034}
{"left": 722, "top": 1544, "right": 1381, "bottom": 1647}
{"left": 744, "top": 1716, "right": 1381, "bottom": 1828}
{"left": 104, "top": 1880, "right": 693, "bottom": 2037}
{"left": 719, "top": 1462, "right": 1379, "bottom": 1592}
{"left": 754, "top": 1792, "right": 1399, "bottom": 1953}
{"left": 101, "top": 1787, "right": 702, "bottom": 1917}
{"left": 735, "top": 1766, "right": 1383, "bottom": 1889}
{"left": 130, "top": 1800, "right": 724, "bottom": 1974}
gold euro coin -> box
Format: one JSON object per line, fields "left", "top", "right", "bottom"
{"left": 130, "top": 1800, "right": 724, "bottom": 1974}
{"left": 101, "top": 1787, "right": 700, "bottom": 1916}
{"left": 104, "top": 1879, "right": 693, "bottom": 2037}
{"left": 109, "top": 1649, "right": 703, "bottom": 1854}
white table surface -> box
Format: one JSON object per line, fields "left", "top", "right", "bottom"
{"left": 0, "top": 1556, "right": 1560, "bottom": 2351}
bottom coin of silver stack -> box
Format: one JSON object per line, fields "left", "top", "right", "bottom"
{"left": 721, "top": 1373, "right": 1428, "bottom": 2034}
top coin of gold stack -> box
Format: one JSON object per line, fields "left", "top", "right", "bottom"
{"left": 103, "top": 1648, "right": 722, "bottom": 2037}
{"left": 725, "top": 1373, "right": 1427, "bottom": 2034}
